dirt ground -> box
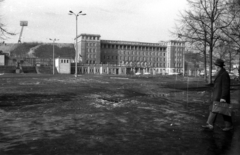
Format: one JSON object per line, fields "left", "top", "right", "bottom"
{"left": 0, "top": 73, "right": 239, "bottom": 155}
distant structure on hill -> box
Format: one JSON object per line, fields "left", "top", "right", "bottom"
{"left": 18, "top": 21, "right": 28, "bottom": 43}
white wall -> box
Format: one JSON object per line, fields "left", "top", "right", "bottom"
{"left": 0, "top": 55, "right": 5, "bottom": 66}
{"left": 55, "top": 58, "right": 71, "bottom": 74}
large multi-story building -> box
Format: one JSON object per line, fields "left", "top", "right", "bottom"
{"left": 76, "top": 33, "right": 185, "bottom": 75}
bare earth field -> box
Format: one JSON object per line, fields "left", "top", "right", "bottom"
{"left": 0, "top": 74, "right": 239, "bottom": 155}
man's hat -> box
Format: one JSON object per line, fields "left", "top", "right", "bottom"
{"left": 214, "top": 59, "right": 225, "bottom": 67}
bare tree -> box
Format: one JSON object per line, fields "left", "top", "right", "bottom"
{"left": 0, "top": 0, "right": 15, "bottom": 41}
{"left": 219, "top": 0, "right": 240, "bottom": 75}
{"left": 214, "top": 39, "right": 238, "bottom": 72}
{"left": 174, "top": 0, "right": 235, "bottom": 84}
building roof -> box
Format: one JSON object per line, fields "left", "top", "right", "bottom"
{"left": 77, "top": 33, "right": 101, "bottom": 38}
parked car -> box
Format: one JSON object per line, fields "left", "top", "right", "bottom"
{"left": 200, "top": 72, "right": 205, "bottom": 76}
{"left": 167, "top": 72, "right": 182, "bottom": 75}
{"left": 135, "top": 72, "right": 141, "bottom": 75}
{"left": 200, "top": 70, "right": 216, "bottom": 77}
{"left": 143, "top": 72, "right": 150, "bottom": 75}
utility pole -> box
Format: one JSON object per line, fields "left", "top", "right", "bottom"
{"left": 49, "top": 38, "right": 59, "bottom": 75}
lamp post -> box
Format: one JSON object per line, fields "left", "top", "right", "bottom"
{"left": 49, "top": 38, "right": 59, "bottom": 75}
{"left": 69, "top": 10, "right": 86, "bottom": 77}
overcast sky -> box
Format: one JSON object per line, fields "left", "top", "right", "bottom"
{"left": 1, "top": 0, "right": 187, "bottom": 44}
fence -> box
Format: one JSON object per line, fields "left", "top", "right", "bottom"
{"left": 5, "top": 57, "right": 54, "bottom": 67}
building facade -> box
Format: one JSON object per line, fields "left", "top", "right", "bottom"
{"left": 166, "top": 40, "right": 185, "bottom": 74}
{"left": 55, "top": 58, "right": 71, "bottom": 74}
{"left": 76, "top": 33, "right": 185, "bottom": 75}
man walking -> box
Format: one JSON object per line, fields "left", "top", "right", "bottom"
{"left": 202, "top": 59, "right": 233, "bottom": 131}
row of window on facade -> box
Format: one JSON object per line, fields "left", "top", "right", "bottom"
{"left": 100, "top": 61, "right": 166, "bottom": 67}
{"left": 86, "top": 43, "right": 97, "bottom": 47}
{"left": 86, "top": 48, "right": 97, "bottom": 53}
{"left": 171, "top": 42, "right": 185, "bottom": 46}
{"left": 101, "top": 56, "right": 166, "bottom": 61}
{"left": 174, "top": 53, "right": 182, "bottom": 56}
{"left": 122, "top": 62, "right": 166, "bottom": 67}
{"left": 85, "top": 48, "right": 167, "bottom": 56}
{"left": 174, "top": 63, "right": 182, "bottom": 67}
{"left": 101, "top": 44, "right": 166, "bottom": 51}
{"left": 175, "top": 48, "right": 184, "bottom": 52}
{"left": 60, "top": 59, "right": 69, "bottom": 63}
{"left": 87, "top": 54, "right": 97, "bottom": 59}
{"left": 175, "top": 58, "right": 182, "bottom": 62}
{"left": 102, "top": 50, "right": 166, "bottom": 56}
{"left": 81, "top": 36, "right": 100, "bottom": 40}
{"left": 166, "top": 63, "right": 182, "bottom": 68}
{"left": 84, "top": 59, "right": 167, "bottom": 67}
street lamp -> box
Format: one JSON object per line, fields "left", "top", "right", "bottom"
{"left": 49, "top": 38, "right": 59, "bottom": 75}
{"left": 69, "top": 10, "right": 86, "bottom": 77}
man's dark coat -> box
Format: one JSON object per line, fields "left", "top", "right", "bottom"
{"left": 213, "top": 68, "right": 230, "bottom": 103}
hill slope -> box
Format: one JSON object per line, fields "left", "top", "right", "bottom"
{"left": 0, "top": 43, "right": 75, "bottom": 59}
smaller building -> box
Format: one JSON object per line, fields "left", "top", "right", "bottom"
{"left": 55, "top": 58, "right": 72, "bottom": 74}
